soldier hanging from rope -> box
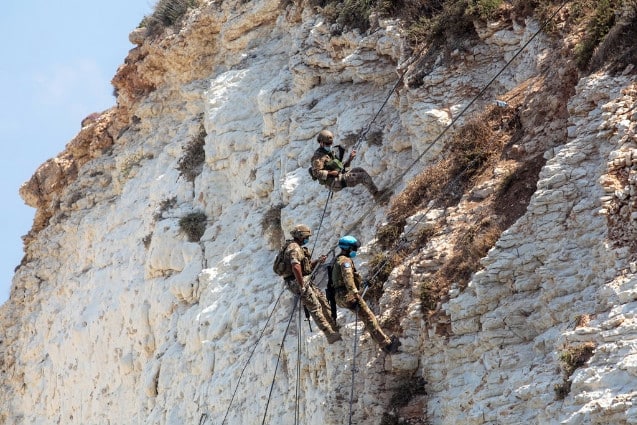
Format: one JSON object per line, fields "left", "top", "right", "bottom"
{"left": 310, "top": 129, "right": 389, "bottom": 202}
{"left": 279, "top": 224, "right": 342, "bottom": 344}
{"left": 331, "top": 235, "right": 401, "bottom": 354}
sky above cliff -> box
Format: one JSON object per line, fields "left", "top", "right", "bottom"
{"left": 0, "top": 1, "right": 151, "bottom": 304}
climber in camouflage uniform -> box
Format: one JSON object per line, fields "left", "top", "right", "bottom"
{"left": 331, "top": 235, "right": 400, "bottom": 354}
{"left": 310, "top": 129, "right": 387, "bottom": 201}
{"left": 282, "top": 224, "right": 342, "bottom": 344}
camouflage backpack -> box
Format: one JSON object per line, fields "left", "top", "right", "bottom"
{"left": 273, "top": 241, "right": 292, "bottom": 276}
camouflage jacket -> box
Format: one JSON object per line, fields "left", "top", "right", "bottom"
{"left": 331, "top": 254, "right": 363, "bottom": 293}
{"left": 284, "top": 241, "right": 312, "bottom": 278}
{"left": 311, "top": 147, "right": 344, "bottom": 184}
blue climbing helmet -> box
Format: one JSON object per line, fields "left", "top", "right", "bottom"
{"left": 338, "top": 235, "right": 361, "bottom": 251}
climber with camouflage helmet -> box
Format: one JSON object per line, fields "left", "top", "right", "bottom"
{"left": 280, "top": 224, "right": 342, "bottom": 344}
{"left": 331, "top": 235, "right": 400, "bottom": 354}
{"left": 310, "top": 129, "right": 388, "bottom": 202}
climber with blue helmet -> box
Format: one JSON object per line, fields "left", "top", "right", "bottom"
{"left": 330, "top": 235, "right": 401, "bottom": 354}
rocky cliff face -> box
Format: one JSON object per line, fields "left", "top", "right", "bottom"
{"left": 2, "top": 1, "right": 637, "bottom": 424}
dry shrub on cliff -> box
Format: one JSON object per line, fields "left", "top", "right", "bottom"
{"left": 179, "top": 211, "right": 207, "bottom": 242}
{"left": 385, "top": 112, "right": 498, "bottom": 249}
{"left": 574, "top": 0, "right": 621, "bottom": 70}
{"left": 309, "top": 0, "right": 374, "bottom": 33}
{"left": 142, "top": 0, "right": 201, "bottom": 37}
{"left": 555, "top": 341, "right": 596, "bottom": 399}
{"left": 380, "top": 376, "right": 428, "bottom": 425}
{"left": 177, "top": 123, "right": 206, "bottom": 182}
{"left": 365, "top": 251, "right": 406, "bottom": 300}
{"left": 588, "top": 1, "right": 637, "bottom": 74}
{"left": 261, "top": 204, "right": 284, "bottom": 248}
{"left": 559, "top": 342, "right": 596, "bottom": 377}
{"left": 376, "top": 0, "right": 477, "bottom": 45}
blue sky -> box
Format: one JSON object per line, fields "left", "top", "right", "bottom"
{"left": 0, "top": 1, "right": 152, "bottom": 304}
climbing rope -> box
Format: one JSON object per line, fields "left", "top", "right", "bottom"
{"left": 390, "top": 0, "right": 571, "bottom": 196}
{"left": 261, "top": 296, "right": 299, "bottom": 425}
{"left": 340, "top": 0, "right": 572, "bottom": 240}
{"left": 341, "top": 3, "right": 572, "bottom": 423}
{"left": 295, "top": 298, "right": 302, "bottom": 425}
{"left": 348, "top": 304, "right": 361, "bottom": 425}
{"left": 220, "top": 287, "right": 286, "bottom": 425}
{"left": 224, "top": 3, "right": 571, "bottom": 423}
{"left": 352, "top": 44, "right": 431, "bottom": 153}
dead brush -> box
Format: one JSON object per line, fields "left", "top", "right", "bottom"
{"left": 366, "top": 252, "right": 406, "bottom": 295}
{"left": 179, "top": 211, "right": 207, "bottom": 242}
{"left": 376, "top": 222, "right": 406, "bottom": 250}
{"left": 261, "top": 204, "right": 284, "bottom": 248}
{"left": 447, "top": 115, "right": 497, "bottom": 178}
{"left": 388, "top": 158, "right": 452, "bottom": 225}
{"left": 177, "top": 123, "right": 206, "bottom": 182}
{"left": 420, "top": 275, "right": 444, "bottom": 312}
{"left": 142, "top": 0, "right": 201, "bottom": 37}
{"left": 560, "top": 342, "right": 597, "bottom": 377}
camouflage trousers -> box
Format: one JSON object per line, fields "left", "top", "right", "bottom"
{"left": 332, "top": 167, "right": 379, "bottom": 195}
{"left": 335, "top": 288, "right": 391, "bottom": 348}
{"left": 285, "top": 279, "right": 339, "bottom": 338}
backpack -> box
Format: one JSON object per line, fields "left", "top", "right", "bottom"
{"left": 273, "top": 241, "right": 292, "bottom": 276}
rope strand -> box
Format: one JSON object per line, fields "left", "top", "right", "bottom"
{"left": 343, "top": 3, "right": 571, "bottom": 423}
{"left": 221, "top": 287, "right": 286, "bottom": 424}
{"left": 347, "top": 304, "right": 361, "bottom": 425}
{"left": 295, "top": 299, "right": 302, "bottom": 425}
{"left": 261, "top": 297, "right": 299, "bottom": 425}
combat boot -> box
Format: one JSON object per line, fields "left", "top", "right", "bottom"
{"left": 373, "top": 188, "right": 391, "bottom": 204}
{"left": 382, "top": 335, "right": 401, "bottom": 354}
{"left": 326, "top": 332, "right": 342, "bottom": 344}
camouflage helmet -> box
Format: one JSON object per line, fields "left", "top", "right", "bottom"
{"left": 291, "top": 224, "right": 312, "bottom": 239}
{"left": 317, "top": 130, "right": 334, "bottom": 144}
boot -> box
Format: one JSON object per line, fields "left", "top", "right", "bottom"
{"left": 382, "top": 335, "right": 401, "bottom": 354}
{"left": 326, "top": 332, "right": 343, "bottom": 344}
{"left": 373, "top": 188, "right": 391, "bottom": 204}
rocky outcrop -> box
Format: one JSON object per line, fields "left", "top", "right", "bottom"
{"left": 2, "top": 1, "right": 637, "bottom": 424}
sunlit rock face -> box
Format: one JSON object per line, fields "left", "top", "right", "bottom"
{"left": 3, "top": 1, "right": 637, "bottom": 424}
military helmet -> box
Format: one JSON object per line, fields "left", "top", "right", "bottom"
{"left": 338, "top": 235, "right": 360, "bottom": 251}
{"left": 317, "top": 130, "right": 334, "bottom": 144}
{"left": 291, "top": 224, "right": 312, "bottom": 239}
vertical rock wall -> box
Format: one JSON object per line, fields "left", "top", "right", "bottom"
{"left": 1, "top": 1, "right": 636, "bottom": 424}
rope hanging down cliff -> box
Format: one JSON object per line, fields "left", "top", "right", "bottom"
{"left": 219, "top": 3, "right": 570, "bottom": 422}
{"left": 341, "top": 2, "right": 572, "bottom": 423}
{"left": 219, "top": 287, "right": 286, "bottom": 425}
{"left": 340, "top": 0, "right": 572, "bottom": 238}
{"left": 261, "top": 297, "right": 299, "bottom": 425}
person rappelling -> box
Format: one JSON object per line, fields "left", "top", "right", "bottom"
{"left": 310, "top": 129, "right": 388, "bottom": 202}
{"left": 331, "top": 235, "right": 401, "bottom": 354}
{"left": 273, "top": 224, "right": 342, "bottom": 344}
